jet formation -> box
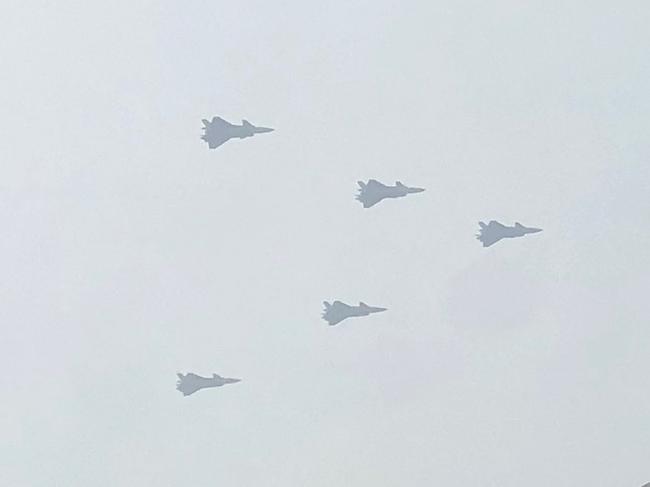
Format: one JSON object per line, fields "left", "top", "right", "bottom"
{"left": 476, "top": 220, "right": 543, "bottom": 247}
{"left": 356, "top": 179, "right": 425, "bottom": 208}
{"left": 188, "top": 114, "right": 547, "bottom": 398}
{"left": 322, "top": 300, "right": 387, "bottom": 326}
{"left": 176, "top": 372, "right": 241, "bottom": 396}
{"left": 201, "top": 116, "right": 274, "bottom": 149}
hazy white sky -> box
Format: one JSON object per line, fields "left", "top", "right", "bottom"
{"left": 1, "top": 1, "right": 649, "bottom": 486}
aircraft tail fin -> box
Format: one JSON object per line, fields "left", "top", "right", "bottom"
{"left": 322, "top": 301, "right": 331, "bottom": 318}
{"left": 357, "top": 181, "right": 366, "bottom": 189}
{"left": 242, "top": 119, "right": 254, "bottom": 128}
{"left": 479, "top": 221, "right": 487, "bottom": 229}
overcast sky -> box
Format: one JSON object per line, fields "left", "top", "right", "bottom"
{"left": 2, "top": 1, "right": 650, "bottom": 486}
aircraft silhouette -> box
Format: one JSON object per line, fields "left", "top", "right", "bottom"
{"left": 322, "top": 300, "right": 387, "bottom": 326}
{"left": 476, "top": 220, "right": 542, "bottom": 247}
{"left": 201, "top": 116, "right": 274, "bottom": 149}
{"left": 356, "top": 179, "right": 425, "bottom": 208}
{"left": 176, "top": 372, "right": 241, "bottom": 396}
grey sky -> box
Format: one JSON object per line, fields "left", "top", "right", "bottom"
{"left": 1, "top": 1, "right": 649, "bottom": 486}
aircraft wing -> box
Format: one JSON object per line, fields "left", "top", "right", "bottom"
{"left": 325, "top": 301, "right": 348, "bottom": 312}
{"left": 359, "top": 195, "right": 383, "bottom": 208}
{"left": 323, "top": 311, "right": 347, "bottom": 326}
{"left": 477, "top": 234, "right": 502, "bottom": 247}
{"left": 356, "top": 182, "right": 387, "bottom": 208}
{"left": 201, "top": 117, "right": 234, "bottom": 148}
{"left": 201, "top": 133, "right": 231, "bottom": 149}
{"left": 322, "top": 301, "right": 351, "bottom": 325}
{"left": 326, "top": 316, "right": 345, "bottom": 326}
{"left": 476, "top": 228, "right": 503, "bottom": 247}
{"left": 365, "top": 179, "right": 387, "bottom": 190}
{"left": 206, "top": 116, "right": 232, "bottom": 127}
{"left": 488, "top": 220, "right": 507, "bottom": 229}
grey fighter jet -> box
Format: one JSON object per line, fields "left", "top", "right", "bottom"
{"left": 176, "top": 372, "right": 241, "bottom": 396}
{"left": 476, "top": 220, "right": 543, "bottom": 247}
{"left": 356, "top": 179, "right": 425, "bottom": 208}
{"left": 322, "top": 300, "right": 387, "bottom": 326}
{"left": 201, "top": 116, "right": 274, "bottom": 149}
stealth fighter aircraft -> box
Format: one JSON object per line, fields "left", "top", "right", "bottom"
{"left": 322, "top": 300, "right": 387, "bottom": 326}
{"left": 201, "top": 116, "right": 274, "bottom": 149}
{"left": 176, "top": 372, "right": 241, "bottom": 396}
{"left": 356, "top": 179, "right": 425, "bottom": 208}
{"left": 476, "top": 220, "right": 542, "bottom": 247}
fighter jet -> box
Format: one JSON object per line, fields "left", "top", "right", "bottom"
{"left": 321, "top": 300, "right": 387, "bottom": 326}
{"left": 201, "top": 116, "right": 274, "bottom": 149}
{"left": 175, "top": 372, "right": 241, "bottom": 397}
{"left": 476, "top": 220, "right": 543, "bottom": 247}
{"left": 356, "top": 179, "right": 425, "bottom": 208}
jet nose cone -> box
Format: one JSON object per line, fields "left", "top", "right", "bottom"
{"left": 369, "top": 307, "right": 388, "bottom": 313}
{"left": 527, "top": 227, "right": 543, "bottom": 233}
{"left": 255, "top": 127, "right": 274, "bottom": 133}
{"left": 408, "top": 187, "right": 425, "bottom": 193}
